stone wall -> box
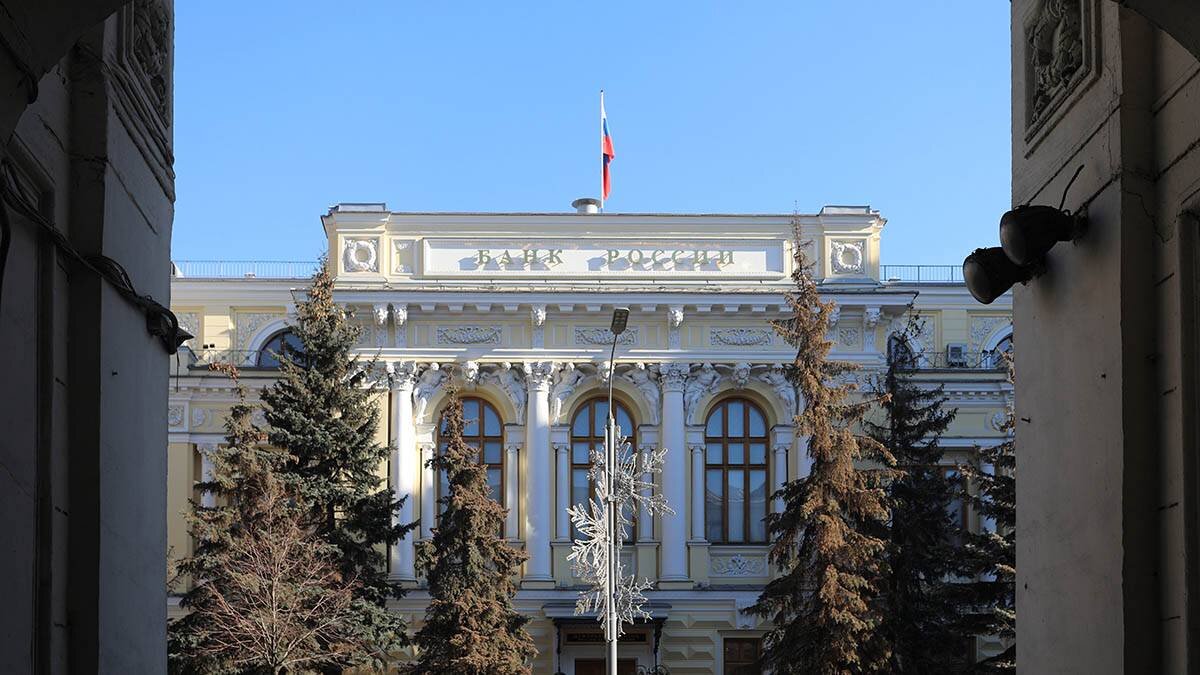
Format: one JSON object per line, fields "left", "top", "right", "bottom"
{"left": 0, "top": 1, "right": 174, "bottom": 671}
{"left": 1011, "top": 1, "right": 1200, "bottom": 670}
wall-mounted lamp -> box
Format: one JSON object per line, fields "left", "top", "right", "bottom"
{"left": 999, "top": 204, "right": 1087, "bottom": 266}
{"left": 963, "top": 165, "right": 1088, "bottom": 305}
{"left": 963, "top": 247, "right": 1034, "bottom": 305}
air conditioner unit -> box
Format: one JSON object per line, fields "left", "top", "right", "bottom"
{"left": 946, "top": 343, "right": 968, "bottom": 367}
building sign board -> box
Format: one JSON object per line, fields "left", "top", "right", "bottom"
{"left": 420, "top": 238, "right": 787, "bottom": 279}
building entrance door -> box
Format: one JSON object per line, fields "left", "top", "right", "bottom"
{"left": 575, "top": 659, "right": 637, "bottom": 675}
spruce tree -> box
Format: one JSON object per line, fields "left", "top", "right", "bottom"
{"left": 865, "top": 315, "right": 962, "bottom": 673}
{"left": 747, "top": 226, "right": 896, "bottom": 674}
{"left": 258, "top": 266, "right": 416, "bottom": 667}
{"left": 953, "top": 358, "right": 1016, "bottom": 672}
{"left": 413, "top": 391, "right": 536, "bottom": 674}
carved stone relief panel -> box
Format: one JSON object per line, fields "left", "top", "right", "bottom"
{"left": 105, "top": 0, "right": 176, "bottom": 202}
{"left": 829, "top": 239, "right": 866, "bottom": 275}
{"left": 343, "top": 238, "right": 380, "bottom": 273}
{"left": 167, "top": 404, "right": 186, "bottom": 430}
{"left": 710, "top": 551, "right": 768, "bottom": 577}
{"left": 1023, "top": 0, "right": 1097, "bottom": 142}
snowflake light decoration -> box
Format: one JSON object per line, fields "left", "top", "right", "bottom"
{"left": 566, "top": 428, "right": 673, "bottom": 639}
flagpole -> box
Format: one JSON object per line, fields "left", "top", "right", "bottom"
{"left": 599, "top": 89, "right": 605, "bottom": 213}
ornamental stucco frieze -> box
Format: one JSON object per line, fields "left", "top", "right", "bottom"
{"left": 710, "top": 327, "right": 774, "bottom": 347}
{"left": 234, "top": 312, "right": 281, "bottom": 352}
{"left": 710, "top": 552, "right": 767, "bottom": 577}
{"left": 436, "top": 325, "right": 502, "bottom": 345}
{"left": 574, "top": 326, "right": 638, "bottom": 346}
{"left": 969, "top": 316, "right": 1012, "bottom": 357}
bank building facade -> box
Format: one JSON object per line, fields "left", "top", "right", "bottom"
{"left": 167, "top": 200, "right": 1013, "bottom": 673}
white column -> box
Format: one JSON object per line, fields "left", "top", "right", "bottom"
{"left": 659, "top": 362, "right": 691, "bottom": 581}
{"left": 690, "top": 444, "right": 705, "bottom": 540}
{"left": 420, "top": 443, "right": 436, "bottom": 540}
{"left": 506, "top": 442, "right": 521, "bottom": 539}
{"left": 197, "top": 442, "right": 217, "bottom": 509}
{"left": 523, "top": 361, "right": 556, "bottom": 582}
{"left": 773, "top": 445, "right": 788, "bottom": 514}
{"left": 555, "top": 443, "right": 571, "bottom": 541}
{"left": 638, "top": 445, "right": 655, "bottom": 542}
{"left": 390, "top": 361, "right": 418, "bottom": 581}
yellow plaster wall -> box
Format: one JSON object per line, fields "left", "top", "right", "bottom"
{"left": 167, "top": 442, "right": 194, "bottom": 592}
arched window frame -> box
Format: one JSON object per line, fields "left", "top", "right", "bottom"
{"left": 569, "top": 396, "right": 637, "bottom": 541}
{"left": 436, "top": 397, "right": 505, "bottom": 510}
{"left": 704, "top": 397, "right": 770, "bottom": 544}
{"left": 255, "top": 329, "right": 305, "bottom": 368}
{"left": 982, "top": 329, "right": 1014, "bottom": 370}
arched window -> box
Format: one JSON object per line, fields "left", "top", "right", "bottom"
{"left": 437, "top": 397, "right": 504, "bottom": 506}
{"left": 570, "top": 398, "right": 636, "bottom": 540}
{"left": 256, "top": 329, "right": 305, "bottom": 368}
{"left": 984, "top": 331, "right": 1013, "bottom": 369}
{"left": 704, "top": 398, "right": 769, "bottom": 544}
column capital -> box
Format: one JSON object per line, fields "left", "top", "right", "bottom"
{"left": 689, "top": 443, "right": 705, "bottom": 456}
{"left": 773, "top": 444, "right": 789, "bottom": 456}
{"left": 659, "top": 362, "right": 691, "bottom": 391}
{"left": 389, "top": 360, "right": 419, "bottom": 390}
{"left": 196, "top": 441, "right": 219, "bottom": 453}
{"left": 507, "top": 442, "right": 524, "bottom": 456}
{"left": 522, "top": 360, "right": 557, "bottom": 391}
{"left": 553, "top": 442, "right": 569, "bottom": 456}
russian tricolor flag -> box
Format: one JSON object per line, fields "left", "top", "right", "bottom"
{"left": 601, "top": 92, "right": 614, "bottom": 202}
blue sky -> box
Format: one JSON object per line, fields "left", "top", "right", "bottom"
{"left": 172, "top": 2, "right": 1011, "bottom": 265}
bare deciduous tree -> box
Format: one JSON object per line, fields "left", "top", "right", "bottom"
{"left": 188, "top": 479, "right": 369, "bottom": 675}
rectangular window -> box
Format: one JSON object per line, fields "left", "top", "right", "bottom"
{"left": 705, "top": 469, "right": 724, "bottom": 542}
{"left": 723, "top": 637, "right": 762, "bottom": 674}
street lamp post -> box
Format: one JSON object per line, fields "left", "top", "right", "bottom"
{"left": 605, "top": 307, "right": 629, "bottom": 675}
{"left": 566, "top": 306, "right": 671, "bottom": 675}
